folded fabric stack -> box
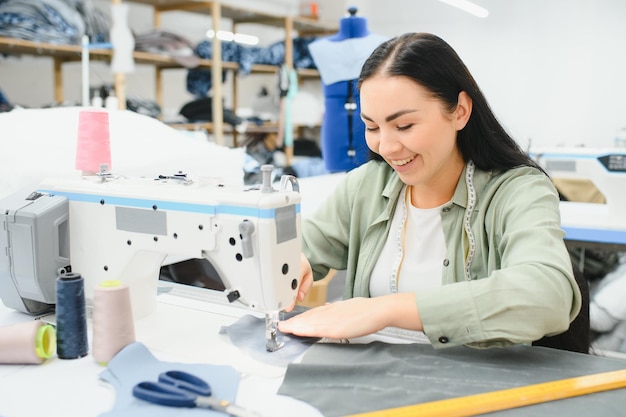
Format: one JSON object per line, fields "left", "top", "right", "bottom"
{"left": 0, "top": 0, "right": 110, "bottom": 45}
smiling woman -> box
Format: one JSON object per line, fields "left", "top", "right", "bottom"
{"left": 278, "top": 32, "right": 585, "bottom": 352}
{"left": 359, "top": 75, "right": 469, "bottom": 208}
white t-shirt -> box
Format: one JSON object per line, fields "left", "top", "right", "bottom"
{"left": 370, "top": 185, "right": 447, "bottom": 297}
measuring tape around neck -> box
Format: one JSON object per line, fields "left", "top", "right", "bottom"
{"left": 345, "top": 368, "right": 626, "bottom": 417}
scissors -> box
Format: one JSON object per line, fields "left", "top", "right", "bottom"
{"left": 132, "top": 370, "right": 263, "bottom": 417}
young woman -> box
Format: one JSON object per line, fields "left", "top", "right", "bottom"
{"left": 278, "top": 32, "right": 582, "bottom": 349}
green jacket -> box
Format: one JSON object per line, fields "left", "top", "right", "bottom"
{"left": 302, "top": 160, "right": 582, "bottom": 349}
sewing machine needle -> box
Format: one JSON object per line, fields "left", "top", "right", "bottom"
{"left": 265, "top": 312, "right": 284, "bottom": 352}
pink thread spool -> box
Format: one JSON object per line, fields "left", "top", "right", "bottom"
{"left": 0, "top": 321, "right": 56, "bottom": 364}
{"left": 75, "top": 109, "right": 111, "bottom": 175}
{"left": 92, "top": 280, "right": 135, "bottom": 365}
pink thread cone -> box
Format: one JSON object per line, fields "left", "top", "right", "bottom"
{"left": 92, "top": 280, "right": 135, "bottom": 365}
{"left": 75, "top": 110, "right": 111, "bottom": 174}
{"left": 0, "top": 321, "right": 56, "bottom": 364}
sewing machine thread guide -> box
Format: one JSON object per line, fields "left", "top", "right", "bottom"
{"left": 226, "top": 290, "right": 240, "bottom": 303}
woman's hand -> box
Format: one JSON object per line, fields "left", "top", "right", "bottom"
{"left": 284, "top": 253, "right": 315, "bottom": 313}
{"left": 279, "top": 293, "right": 423, "bottom": 340}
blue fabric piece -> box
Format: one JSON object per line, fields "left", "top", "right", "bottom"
{"left": 263, "top": 37, "right": 318, "bottom": 70}
{"left": 291, "top": 157, "right": 329, "bottom": 178}
{"left": 99, "top": 342, "right": 241, "bottom": 417}
{"left": 185, "top": 68, "right": 227, "bottom": 98}
{"left": 194, "top": 40, "right": 242, "bottom": 69}
{"left": 308, "top": 34, "right": 388, "bottom": 85}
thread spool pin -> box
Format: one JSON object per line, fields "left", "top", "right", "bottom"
{"left": 260, "top": 165, "right": 274, "bottom": 194}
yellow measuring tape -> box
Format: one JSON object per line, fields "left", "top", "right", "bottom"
{"left": 346, "top": 368, "right": 626, "bottom": 417}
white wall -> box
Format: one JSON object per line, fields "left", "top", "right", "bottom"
{"left": 1, "top": 0, "right": 625, "bottom": 148}
{"left": 348, "top": 0, "right": 626, "bottom": 148}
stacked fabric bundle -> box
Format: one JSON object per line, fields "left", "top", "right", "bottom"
{"left": 0, "top": 0, "right": 110, "bottom": 45}
{"left": 187, "top": 37, "right": 318, "bottom": 97}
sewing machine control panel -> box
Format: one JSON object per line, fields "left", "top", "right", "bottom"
{"left": 599, "top": 154, "right": 626, "bottom": 172}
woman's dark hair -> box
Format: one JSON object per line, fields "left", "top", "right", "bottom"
{"left": 358, "top": 32, "right": 544, "bottom": 174}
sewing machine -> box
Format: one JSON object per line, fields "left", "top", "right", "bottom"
{"left": 531, "top": 148, "right": 626, "bottom": 227}
{"left": 0, "top": 166, "right": 301, "bottom": 351}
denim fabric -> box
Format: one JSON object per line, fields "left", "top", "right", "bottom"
{"left": 71, "top": 0, "right": 110, "bottom": 43}
{"left": 0, "top": 0, "right": 109, "bottom": 45}
{"left": 188, "top": 37, "right": 318, "bottom": 96}
{"left": 194, "top": 37, "right": 317, "bottom": 75}
{"left": 185, "top": 68, "right": 227, "bottom": 99}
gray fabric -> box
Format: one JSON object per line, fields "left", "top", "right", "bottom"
{"left": 278, "top": 342, "right": 626, "bottom": 417}
{"left": 220, "top": 313, "right": 319, "bottom": 367}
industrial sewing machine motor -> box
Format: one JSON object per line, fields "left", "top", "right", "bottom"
{"left": 0, "top": 166, "right": 301, "bottom": 351}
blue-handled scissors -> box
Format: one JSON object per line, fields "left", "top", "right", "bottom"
{"left": 132, "top": 370, "right": 263, "bottom": 417}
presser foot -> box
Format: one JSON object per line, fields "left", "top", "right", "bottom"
{"left": 266, "top": 334, "right": 284, "bottom": 352}
{"left": 265, "top": 313, "right": 284, "bottom": 352}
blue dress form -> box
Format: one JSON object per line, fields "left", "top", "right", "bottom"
{"left": 314, "top": 9, "right": 376, "bottom": 172}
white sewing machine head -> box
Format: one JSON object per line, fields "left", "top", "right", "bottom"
{"left": 530, "top": 147, "right": 626, "bottom": 226}
{"left": 0, "top": 166, "right": 301, "bottom": 350}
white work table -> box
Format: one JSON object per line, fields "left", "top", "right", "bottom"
{"left": 0, "top": 284, "right": 322, "bottom": 417}
{"left": 3, "top": 285, "right": 626, "bottom": 417}
{"left": 560, "top": 201, "right": 626, "bottom": 250}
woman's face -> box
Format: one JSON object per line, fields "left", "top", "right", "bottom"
{"left": 360, "top": 75, "right": 469, "bottom": 192}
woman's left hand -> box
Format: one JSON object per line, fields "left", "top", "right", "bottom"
{"left": 278, "top": 293, "right": 422, "bottom": 340}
